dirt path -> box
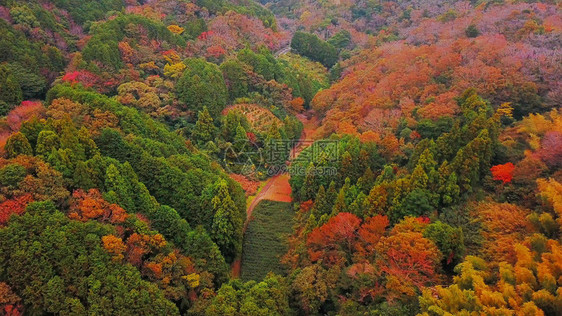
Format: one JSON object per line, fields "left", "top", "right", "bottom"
{"left": 232, "top": 174, "right": 292, "bottom": 278}
{"left": 244, "top": 174, "right": 292, "bottom": 229}
{"left": 290, "top": 111, "right": 320, "bottom": 158}
{"left": 244, "top": 110, "right": 319, "bottom": 227}
{"left": 231, "top": 110, "right": 319, "bottom": 278}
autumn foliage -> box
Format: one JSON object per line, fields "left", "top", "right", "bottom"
{"left": 0, "top": 0, "right": 560, "bottom": 315}
{"left": 69, "top": 189, "right": 128, "bottom": 223}
{"left": 102, "top": 235, "right": 127, "bottom": 261}
{"left": 228, "top": 173, "right": 259, "bottom": 196}
{"left": 304, "top": 213, "right": 441, "bottom": 304}
{"left": 307, "top": 212, "right": 362, "bottom": 264}
{"left": 491, "top": 162, "right": 515, "bottom": 183}
{"left": 0, "top": 195, "right": 33, "bottom": 226}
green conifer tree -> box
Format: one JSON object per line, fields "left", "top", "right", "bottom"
{"left": 36, "top": 130, "right": 60, "bottom": 156}
{"left": 312, "top": 185, "right": 329, "bottom": 217}
{"left": 5, "top": 132, "right": 33, "bottom": 158}
{"left": 299, "top": 163, "right": 317, "bottom": 201}
{"left": 73, "top": 161, "right": 94, "bottom": 190}
{"left": 331, "top": 189, "right": 347, "bottom": 216}
{"left": 210, "top": 180, "right": 243, "bottom": 262}
{"left": 192, "top": 106, "right": 217, "bottom": 145}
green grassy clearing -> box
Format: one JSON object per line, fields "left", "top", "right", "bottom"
{"left": 240, "top": 200, "right": 294, "bottom": 281}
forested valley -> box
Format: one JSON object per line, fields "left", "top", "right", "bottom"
{"left": 0, "top": 0, "right": 561, "bottom": 315}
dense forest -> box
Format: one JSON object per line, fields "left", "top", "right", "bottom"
{"left": 0, "top": 0, "right": 560, "bottom": 315}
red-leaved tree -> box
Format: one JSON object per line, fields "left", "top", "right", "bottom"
{"left": 0, "top": 194, "right": 33, "bottom": 226}
{"left": 490, "top": 162, "right": 515, "bottom": 183}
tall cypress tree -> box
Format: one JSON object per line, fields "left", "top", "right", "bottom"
{"left": 349, "top": 191, "right": 367, "bottom": 218}
{"left": 233, "top": 123, "right": 248, "bottom": 152}
{"left": 363, "top": 184, "right": 388, "bottom": 217}
{"left": 192, "top": 107, "right": 217, "bottom": 145}
{"left": 210, "top": 180, "right": 243, "bottom": 262}
{"left": 299, "top": 163, "right": 317, "bottom": 201}
{"left": 357, "top": 167, "right": 375, "bottom": 193}
{"left": 326, "top": 181, "right": 337, "bottom": 210}
{"left": 331, "top": 189, "right": 348, "bottom": 216}
{"left": 312, "top": 185, "right": 329, "bottom": 218}
{"left": 73, "top": 161, "right": 94, "bottom": 190}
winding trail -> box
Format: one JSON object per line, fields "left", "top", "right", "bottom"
{"left": 244, "top": 110, "right": 319, "bottom": 230}
{"left": 244, "top": 174, "right": 292, "bottom": 231}
{"left": 231, "top": 110, "right": 319, "bottom": 278}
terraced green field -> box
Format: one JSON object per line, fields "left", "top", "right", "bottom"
{"left": 240, "top": 200, "right": 294, "bottom": 281}
{"left": 224, "top": 104, "right": 282, "bottom": 133}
